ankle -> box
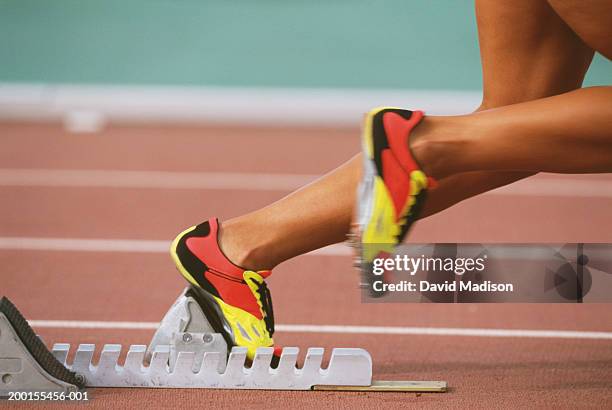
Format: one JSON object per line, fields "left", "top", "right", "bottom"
{"left": 409, "top": 115, "right": 472, "bottom": 179}
{"left": 218, "top": 219, "right": 275, "bottom": 271}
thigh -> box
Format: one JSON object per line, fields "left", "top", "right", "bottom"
{"left": 548, "top": 0, "right": 612, "bottom": 59}
{"left": 476, "top": 0, "right": 594, "bottom": 108}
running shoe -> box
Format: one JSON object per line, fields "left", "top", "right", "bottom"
{"left": 170, "top": 218, "right": 278, "bottom": 360}
{"left": 355, "top": 108, "right": 436, "bottom": 265}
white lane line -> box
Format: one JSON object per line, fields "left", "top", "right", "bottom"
{"left": 0, "top": 169, "right": 318, "bottom": 191}
{"left": 0, "top": 237, "right": 170, "bottom": 253}
{"left": 28, "top": 320, "right": 612, "bottom": 340}
{"left": 0, "top": 237, "right": 351, "bottom": 256}
{"left": 30, "top": 320, "right": 159, "bottom": 330}
{"left": 488, "top": 178, "right": 612, "bottom": 198}
{"left": 1, "top": 168, "right": 611, "bottom": 197}
{"left": 277, "top": 324, "right": 612, "bottom": 340}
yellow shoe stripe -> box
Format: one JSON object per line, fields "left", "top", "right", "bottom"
{"left": 362, "top": 176, "right": 399, "bottom": 262}
{"left": 169, "top": 225, "right": 200, "bottom": 287}
{"left": 212, "top": 294, "right": 273, "bottom": 359}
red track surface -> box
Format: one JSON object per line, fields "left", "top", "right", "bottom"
{"left": 2, "top": 122, "right": 612, "bottom": 408}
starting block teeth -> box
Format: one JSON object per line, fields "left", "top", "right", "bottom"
{"left": 50, "top": 344, "right": 373, "bottom": 390}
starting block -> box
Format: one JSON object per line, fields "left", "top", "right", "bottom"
{"left": 0, "top": 291, "right": 447, "bottom": 394}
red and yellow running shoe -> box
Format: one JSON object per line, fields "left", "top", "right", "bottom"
{"left": 170, "top": 218, "right": 277, "bottom": 360}
{"left": 355, "top": 108, "right": 435, "bottom": 264}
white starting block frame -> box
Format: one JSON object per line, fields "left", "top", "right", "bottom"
{"left": 51, "top": 343, "right": 372, "bottom": 390}
{"left": 49, "top": 289, "right": 372, "bottom": 390}
{"left": 0, "top": 291, "right": 447, "bottom": 393}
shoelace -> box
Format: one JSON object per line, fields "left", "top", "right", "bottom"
{"left": 252, "top": 279, "right": 275, "bottom": 335}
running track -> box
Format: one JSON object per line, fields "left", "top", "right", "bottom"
{"left": 1, "top": 122, "right": 612, "bottom": 409}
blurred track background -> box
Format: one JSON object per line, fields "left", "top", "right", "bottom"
{"left": 1, "top": 1, "right": 611, "bottom": 408}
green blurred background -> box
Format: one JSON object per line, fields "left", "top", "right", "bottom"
{"left": 1, "top": 0, "right": 610, "bottom": 90}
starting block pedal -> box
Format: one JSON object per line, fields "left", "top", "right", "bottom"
{"left": 0, "top": 291, "right": 447, "bottom": 393}
{"left": 0, "top": 297, "right": 84, "bottom": 396}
